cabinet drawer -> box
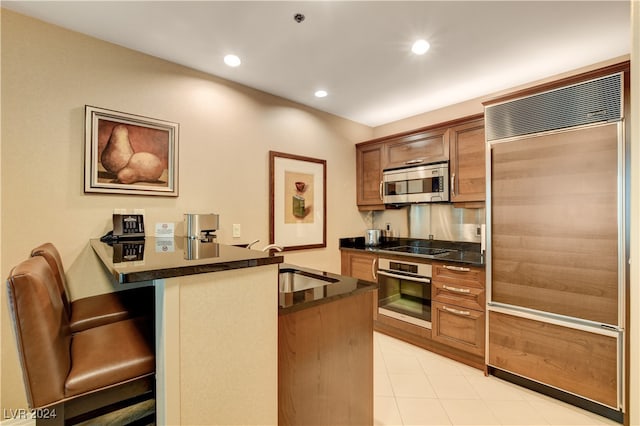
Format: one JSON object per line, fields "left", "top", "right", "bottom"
{"left": 432, "top": 262, "right": 484, "bottom": 288}
{"left": 433, "top": 281, "right": 485, "bottom": 311}
{"left": 432, "top": 302, "right": 485, "bottom": 356}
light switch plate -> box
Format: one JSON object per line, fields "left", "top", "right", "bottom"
{"left": 232, "top": 224, "right": 241, "bottom": 238}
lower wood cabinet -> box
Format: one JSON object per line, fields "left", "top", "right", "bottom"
{"left": 432, "top": 302, "right": 484, "bottom": 357}
{"left": 488, "top": 311, "right": 619, "bottom": 409}
{"left": 340, "top": 249, "right": 378, "bottom": 321}
{"left": 432, "top": 262, "right": 486, "bottom": 358}
{"left": 340, "top": 249, "right": 377, "bottom": 282}
{"left": 278, "top": 292, "right": 373, "bottom": 425}
{"left": 340, "top": 251, "right": 487, "bottom": 370}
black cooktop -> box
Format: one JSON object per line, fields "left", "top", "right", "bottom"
{"left": 381, "top": 245, "right": 457, "bottom": 257}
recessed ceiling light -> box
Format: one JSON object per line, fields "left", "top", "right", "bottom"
{"left": 411, "top": 39, "right": 430, "bottom": 55}
{"left": 224, "top": 54, "right": 241, "bottom": 67}
{"left": 314, "top": 90, "right": 328, "bottom": 98}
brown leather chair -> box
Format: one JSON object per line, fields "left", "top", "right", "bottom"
{"left": 6, "top": 256, "right": 155, "bottom": 425}
{"left": 31, "top": 242, "right": 153, "bottom": 333}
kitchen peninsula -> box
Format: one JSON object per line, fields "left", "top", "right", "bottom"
{"left": 91, "top": 237, "right": 283, "bottom": 425}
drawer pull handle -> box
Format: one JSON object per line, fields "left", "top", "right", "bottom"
{"left": 443, "top": 284, "right": 470, "bottom": 294}
{"left": 443, "top": 306, "right": 470, "bottom": 316}
{"left": 405, "top": 159, "right": 424, "bottom": 165}
{"left": 443, "top": 265, "right": 471, "bottom": 272}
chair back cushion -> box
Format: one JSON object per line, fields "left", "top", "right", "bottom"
{"left": 30, "top": 243, "right": 71, "bottom": 318}
{"left": 6, "top": 256, "right": 71, "bottom": 408}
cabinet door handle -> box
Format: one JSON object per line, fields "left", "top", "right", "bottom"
{"left": 443, "top": 306, "right": 470, "bottom": 316}
{"left": 443, "top": 265, "right": 471, "bottom": 272}
{"left": 443, "top": 284, "right": 470, "bottom": 294}
{"left": 451, "top": 173, "right": 456, "bottom": 197}
{"left": 379, "top": 181, "right": 383, "bottom": 201}
{"left": 372, "top": 258, "right": 378, "bottom": 281}
{"left": 405, "top": 159, "right": 424, "bottom": 165}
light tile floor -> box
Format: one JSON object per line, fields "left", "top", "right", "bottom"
{"left": 373, "top": 331, "right": 620, "bottom": 426}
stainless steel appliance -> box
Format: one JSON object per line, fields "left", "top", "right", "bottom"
{"left": 364, "top": 229, "right": 382, "bottom": 246}
{"left": 184, "top": 213, "right": 219, "bottom": 240}
{"left": 486, "top": 71, "right": 626, "bottom": 418}
{"left": 382, "top": 162, "right": 449, "bottom": 204}
{"left": 377, "top": 257, "right": 432, "bottom": 329}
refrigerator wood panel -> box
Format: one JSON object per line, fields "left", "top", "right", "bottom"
{"left": 490, "top": 123, "right": 619, "bottom": 325}
{"left": 489, "top": 311, "right": 619, "bottom": 408}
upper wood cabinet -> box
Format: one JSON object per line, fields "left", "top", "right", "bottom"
{"left": 355, "top": 114, "right": 485, "bottom": 210}
{"left": 384, "top": 128, "right": 449, "bottom": 170}
{"left": 356, "top": 142, "right": 385, "bottom": 210}
{"left": 449, "top": 119, "right": 486, "bottom": 203}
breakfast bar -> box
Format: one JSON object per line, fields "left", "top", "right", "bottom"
{"left": 91, "top": 237, "right": 283, "bottom": 425}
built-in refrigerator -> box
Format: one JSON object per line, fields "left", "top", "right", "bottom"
{"left": 485, "top": 70, "right": 627, "bottom": 421}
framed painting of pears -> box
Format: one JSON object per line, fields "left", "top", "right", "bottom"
{"left": 269, "top": 151, "right": 326, "bottom": 251}
{"left": 84, "top": 105, "right": 179, "bottom": 196}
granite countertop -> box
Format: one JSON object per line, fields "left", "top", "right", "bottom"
{"left": 278, "top": 263, "right": 377, "bottom": 315}
{"left": 91, "top": 237, "right": 283, "bottom": 284}
{"left": 339, "top": 236, "right": 485, "bottom": 266}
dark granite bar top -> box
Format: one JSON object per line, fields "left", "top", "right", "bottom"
{"left": 339, "top": 236, "right": 485, "bottom": 266}
{"left": 278, "top": 263, "right": 377, "bottom": 315}
{"left": 91, "top": 237, "right": 283, "bottom": 284}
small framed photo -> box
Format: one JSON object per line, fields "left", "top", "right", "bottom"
{"left": 84, "top": 105, "right": 179, "bottom": 196}
{"left": 269, "top": 151, "right": 326, "bottom": 251}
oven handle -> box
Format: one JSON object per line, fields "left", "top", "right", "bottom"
{"left": 377, "top": 269, "right": 431, "bottom": 284}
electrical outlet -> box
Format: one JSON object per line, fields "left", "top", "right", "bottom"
{"left": 232, "top": 224, "right": 241, "bottom": 238}
{"left": 476, "top": 226, "right": 482, "bottom": 236}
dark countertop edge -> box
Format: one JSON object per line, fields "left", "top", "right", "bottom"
{"left": 121, "top": 256, "right": 284, "bottom": 283}
{"left": 339, "top": 237, "right": 485, "bottom": 267}
{"left": 278, "top": 263, "right": 377, "bottom": 316}
{"left": 90, "top": 238, "right": 284, "bottom": 284}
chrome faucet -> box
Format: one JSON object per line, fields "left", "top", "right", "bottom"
{"left": 245, "top": 239, "right": 260, "bottom": 249}
{"left": 261, "top": 244, "right": 283, "bottom": 252}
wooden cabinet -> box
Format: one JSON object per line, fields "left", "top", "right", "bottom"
{"left": 449, "top": 118, "right": 486, "bottom": 203}
{"left": 355, "top": 114, "right": 484, "bottom": 210}
{"left": 340, "top": 249, "right": 377, "bottom": 282}
{"left": 431, "top": 262, "right": 485, "bottom": 357}
{"left": 384, "top": 128, "right": 449, "bottom": 170}
{"left": 279, "top": 291, "right": 374, "bottom": 425}
{"left": 356, "top": 142, "right": 385, "bottom": 210}
{"left": 488, "top": 311, "right": 619, "bottom": 408}
{"left": 340, "top": 249, "right": 378, "bottom": 320}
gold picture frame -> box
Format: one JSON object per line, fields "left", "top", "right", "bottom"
{"left": 84, "top": 105, "right": 179, "bottom": 196}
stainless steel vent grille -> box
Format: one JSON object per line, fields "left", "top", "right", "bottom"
{"left": 485, "top": 73, "right": 622, "bottom": 141}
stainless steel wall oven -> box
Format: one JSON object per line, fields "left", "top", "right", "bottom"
{"left": 377, "top": 258, "right": 432, "bottom": 329}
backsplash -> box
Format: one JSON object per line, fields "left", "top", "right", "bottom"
{"left": 409, "top": 204, "right": 484, "bottom": 243}
{"left": 368, "top": 204, "right": 485, "bottom": 243}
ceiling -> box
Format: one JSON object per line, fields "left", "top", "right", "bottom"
{"left": 2, "top": 1, "right": 630, "bottom": 127}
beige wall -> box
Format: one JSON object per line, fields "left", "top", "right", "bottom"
{"left": 0, "top": 9, "right": 372, "bottom": 411}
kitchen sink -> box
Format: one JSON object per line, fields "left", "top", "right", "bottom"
{"left": 279, "top": 268, "right": 339, "bottom": 293}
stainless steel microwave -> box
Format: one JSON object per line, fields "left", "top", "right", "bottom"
{"left": 382, "top": 162, "right": 449, "bottom": 204}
